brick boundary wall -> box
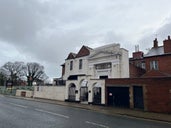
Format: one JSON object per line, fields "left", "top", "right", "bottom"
{"left": 105, "top": 77, "right": 171, "bottom": 113}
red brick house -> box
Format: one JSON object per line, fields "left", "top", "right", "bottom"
{"left": 130, "top": 36, "right": 171, "bottom": 77}
{"left": 105, "top": 36, "right": 171, "bottom": 113}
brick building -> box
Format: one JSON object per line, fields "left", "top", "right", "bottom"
{"left": 51, "top": 36, "right": 171, "bottom": 113}
{"left": 106, "top": 36, "right": 171, "bottom": 113}
{"left": 130, "top": 36, "right": 171, "bottom": 77}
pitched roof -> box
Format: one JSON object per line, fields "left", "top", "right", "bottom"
{"left": 66, "top": 52, "right": 77, "bottom": 60}
{"left": 76, "top": 45, "right": 93, "bottom": 58}
{"left": 144, "top": 46, "right": 164, "bottom": 57}
{"left": 141, "top": 70, "right": 171, "bottom": 78}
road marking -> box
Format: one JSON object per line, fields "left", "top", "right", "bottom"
{"left": 35, "top": 109, "right": 70, "bottom": 119}
{"left": 9, "top": 103, "right": 28, "bottom": 108}
{"left": 85, "top": 121, "right": 109, "bottom": 128}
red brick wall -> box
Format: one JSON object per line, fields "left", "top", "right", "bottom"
{"left": 163, "top": 36, "right": 171, "bottom": 54}
{"left": 129, "top": 64, "right": 146, "bottom": 78}
{"left": 146, "top": 84, "right": 171, "bottom": 113}
{"left": 132, "top": 51, "right": 144, "bottom": 59}
{"left": 130, "top": 54, "right": 171, "bottom": 77}
{"left": 145, "top": 55, "right": 171, "bottom": 75}
{"left": 106, "top": 77, "right": 171, "bottom": 113}
{"left": 76, "top": 46, "right": 90, "bottom": 58}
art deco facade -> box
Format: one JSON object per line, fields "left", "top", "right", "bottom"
{"left": 62, "top": 43, "right": 129, "bottom": 104}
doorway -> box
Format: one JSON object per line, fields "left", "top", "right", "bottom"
{"left": 93, "top": 87, "right": 101, "bottom": 104}
{"left": 107, "top": 87, "right": 130, "bottom": 108}
{"left": 133, "top": 86, "right": 144, "bottom": 109}
{"left": 68, "top": 84, "right": 76, "bottom": 101}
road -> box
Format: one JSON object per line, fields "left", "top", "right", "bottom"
{"left": 0, "top": 95, "right": 171, "bottom": 128}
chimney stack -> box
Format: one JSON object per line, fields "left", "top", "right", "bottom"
{"left": 132, "top": 45, "right": 144, "bottom": 59}
{"left": 163, "top": 35, "right": 171, "bottom": 54}
{"left": 153, "top": 38, "right": 158, "bottom": 48}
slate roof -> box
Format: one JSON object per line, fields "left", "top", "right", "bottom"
{"left": 144, "top": 46, "right": 164, "bottom": 57}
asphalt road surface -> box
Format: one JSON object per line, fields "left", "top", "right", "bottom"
{"left": 0, "top": 95, "right": 171, "bottom": 128}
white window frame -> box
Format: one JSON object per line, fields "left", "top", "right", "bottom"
{"left": 150, "top": 60, "right": 158, "bottom": 70}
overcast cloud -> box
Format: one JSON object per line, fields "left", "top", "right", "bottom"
{"left": 0, "top": 0, "right": 171, "bottom": 79}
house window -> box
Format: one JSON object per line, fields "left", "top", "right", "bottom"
{"left": 141, "top": 62, "right": 146, "bottom": 69}
{"left": 70, "top": 61, "right": 73, "bottom": 70}
{"left": 150, "top": 61, "right": 158, "bottom": 70}
{"left": 79, "top": 59, "right": 83, "bottom": 69}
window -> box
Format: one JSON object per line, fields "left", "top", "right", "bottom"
{"left": 100, "top": 76, "right": 108, "bottom": 79}
{"left": 141, "top": 62, "right": 146, "bottom": 69}
{"left": 95, "top": 63, "right": 111, "bottom": 69}
{"left": 150, "top": 61, "right": 158, "bottom": 70}
{"left": 79, "top": 59, "right": 83, "bottom": 69}
{"left": 70, "top": 61, "right": 73, "bottom": 70}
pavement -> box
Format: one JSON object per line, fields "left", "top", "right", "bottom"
{"left": 3, "top": 95, "right": 171, "bottom": 123}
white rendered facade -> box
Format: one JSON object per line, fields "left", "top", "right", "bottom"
{"left": 63, "top": 43, "right": 129, "bottom": 104}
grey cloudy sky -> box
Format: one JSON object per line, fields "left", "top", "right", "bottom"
{"left": 0, "top": 0, "right": 171, "bottom": 79}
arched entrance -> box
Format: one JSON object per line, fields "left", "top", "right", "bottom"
{"left": 68, "top": 83, "right": 76, "bottom": 101}
{"left": 93, "top": 83, "right": 101, "bottom": 105}
{"left": 80, "top": 79, "right": 88, "bottom": 102}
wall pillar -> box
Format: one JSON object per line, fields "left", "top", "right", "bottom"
{"left": 101, "top": 84, "right": 105, "bottom": 104}
{"left": 143, "top": 85, "right": 148, "bottom": 111}
{"left": 88, "top": 85, "right": 93, "bottom": 103}
{"left": 129, "top": 85, "right": 134, "bottom": 109}
{"left": 65, "top": 84, "right": 69, "bottom": 101}
{"left": 75, "top": 86, "right": 80, "bottom": 102}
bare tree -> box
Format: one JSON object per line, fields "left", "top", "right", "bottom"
{"left": 0, "top": 71, "right": 6, "bottom": 86}
{"left": 0, "top": 62, "right": 25, "bottom": 86}
{"left": 25, "top": 62, "right": 48, "bottom": 86}
{"left": 0, "top": 62, "right": 48, "bottom": 86}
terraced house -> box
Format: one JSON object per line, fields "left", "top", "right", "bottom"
{"left": 62, "top": 43, "right": 129, "bottom": 105}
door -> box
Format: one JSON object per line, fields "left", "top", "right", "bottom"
{"left": 68, "top": 84, "right": 76, "bottom": 101}
{"left": 93, "top": 87, "right": 101, "bottom": 104}
{"left": 133, "top": 86, "right": 144, "bottom": 109}
{"left": 80, "top": 87, "right": 88, "bottom": 102}
{"left": 107, "top": 87, "right": 130, "bottom": 108}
